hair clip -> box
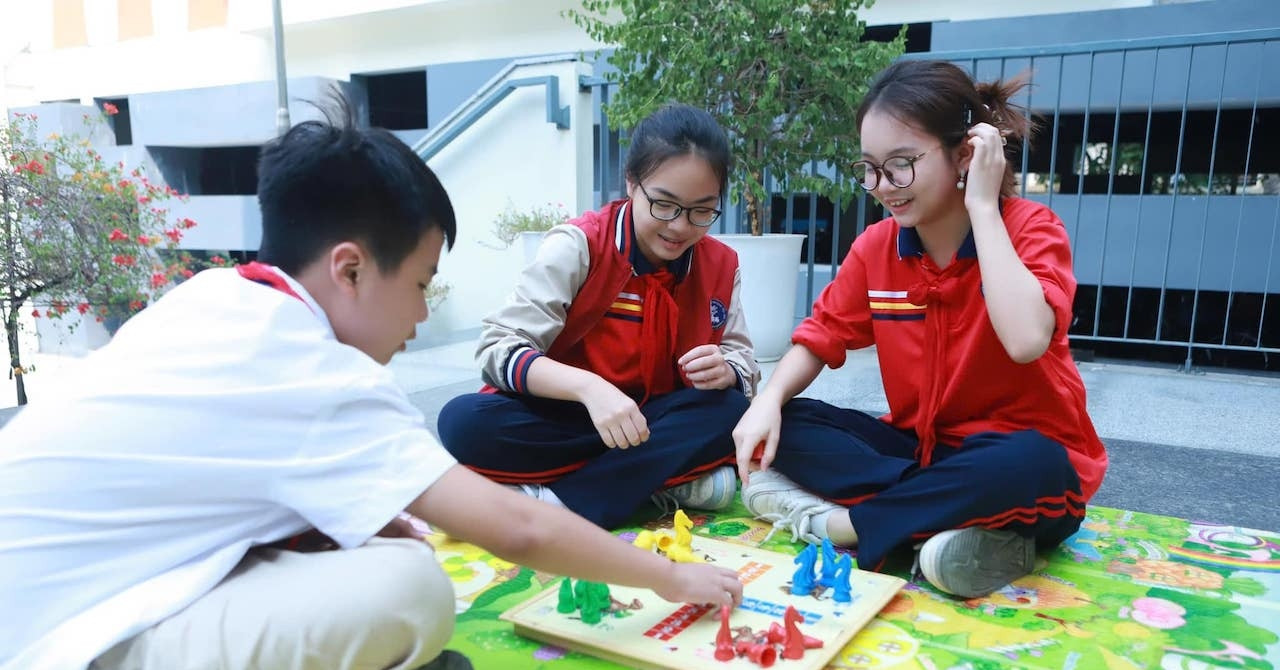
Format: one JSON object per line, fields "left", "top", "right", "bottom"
{"left": 962, "top": 105, "right": 973, "bottom": 128}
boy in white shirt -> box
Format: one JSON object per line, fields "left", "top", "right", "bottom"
{"left": 0, "top": 101, "right": 744, "bottom": 670}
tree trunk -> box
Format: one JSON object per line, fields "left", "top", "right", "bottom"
{"left": 6, "top": 310, "right": 26, "bottom": 406}
{"left": 744, "top": 186, "right": 761, "bottom": 237}
{"left": 2, "top": 178, "right": 26, "bottom": 405}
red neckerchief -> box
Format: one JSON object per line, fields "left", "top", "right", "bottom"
{"left": 236, "top": 261, "right": 314, "bottom": 313}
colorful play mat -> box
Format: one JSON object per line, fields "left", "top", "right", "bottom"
{"left": 426, "top": 502, "right": 1280, "bottom": 669}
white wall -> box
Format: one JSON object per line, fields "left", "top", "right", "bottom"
{"left": 276, "top": 0, "right": 601, "bottom": 81}
{"left": 421, "top": 58, "right": 593, "bottom": 338}
{"left": 1, "top": 0, "right": 603, "bottom": 105}
{"left": 168, "top": 196, "right": 263, "bottom": 251}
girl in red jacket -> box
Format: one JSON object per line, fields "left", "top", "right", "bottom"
{"left": 439, "top": 104, "right": 759, "bottom": 529}
{"left": 733, "top": 60, "right": 1107, "bottom": 598}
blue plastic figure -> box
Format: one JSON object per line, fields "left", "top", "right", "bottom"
{"left": 833, "top": 554, "right": 854, "bottom": 603}
{"left": 791, "top": 543, "right": 818, "bottom": 595}
{"left": 818, "top": 538, "right": 838, "bottom": 588}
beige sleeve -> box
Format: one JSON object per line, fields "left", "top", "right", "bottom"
{"left": 477, "top": 224, "right": 590, "bottom": 391}
{"left": 720, "top": 267, "right": 760, "bottom": 398}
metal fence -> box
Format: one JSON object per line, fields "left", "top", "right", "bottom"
{"left": 586, "top": 27, "right": 1280, "bottom": 370}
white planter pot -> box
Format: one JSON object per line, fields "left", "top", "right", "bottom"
{"left": 520, "top": 230, "right": 549, "bottom": 266}
{"left": 715, "top": 234, "right": 806, "bottom": 362}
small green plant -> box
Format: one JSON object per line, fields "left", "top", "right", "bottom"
{"left": 489, "top": 201, "right": 570, "bottom": 248}
{"left": 424, "top": 281, "right": 451, "bottom": 311}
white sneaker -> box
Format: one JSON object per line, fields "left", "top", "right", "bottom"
{"left": 505, "top": 483, "right": 565, "bottom": 508}
{"left": 740, "top": 469, "right": 839, "bottom": 545}
{"left": 651, "top": 465, "right": 737, "bottom": 514}
{"left": 917, "top": 527, "right": 1036, "bottom": 598}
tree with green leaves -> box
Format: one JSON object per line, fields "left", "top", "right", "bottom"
{"left": 2, "top": 107, "right": 197, "bottom": 405}
{"left": 569, "top": 0, "right": 905, "bottom": 234}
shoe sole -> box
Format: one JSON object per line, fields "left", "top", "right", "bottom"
{"left": 920, "top": 528, "right": 1035, "bottom": 598}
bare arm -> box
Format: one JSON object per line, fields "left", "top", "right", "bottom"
{"left": 408, "top": 466, "right": 744, "bottom": 606}
{"left": 731, "top": 344, "right": 825, "bottom": 482}
{"left": 964, "top": 123, "right": 1054, "bottom": 363}
{"left": 969, "top": 205, "right": 1054, "bottom": 363}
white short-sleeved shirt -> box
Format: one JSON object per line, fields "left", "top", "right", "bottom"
{"left": 0, "top": 267, "right": 457, "bottom": 670}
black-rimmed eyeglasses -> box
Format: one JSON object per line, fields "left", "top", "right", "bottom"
{"left": 849, "top": 146, "right": 940, "bottom": 190}
{"left": 636, "top": 182, "right": 722, "bottom": 227}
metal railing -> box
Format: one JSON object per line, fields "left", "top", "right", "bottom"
{"left": 413, "top": 56, "right": 576, "bottom": 163}
{"left": 585, "top": 28, "right": 1280, "bottom": 370}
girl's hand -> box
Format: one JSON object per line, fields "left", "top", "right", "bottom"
{"left": 678, "top": 344, "right": 737, "bottom": 390}
{"left": 581, "top": 381, "right": 649, "bottom": 448}
{"left": 964, "top": 122, "right": 1007, "bottom": 214}
{"left": 732, "top": 399, "right": 783, "bottom": 485}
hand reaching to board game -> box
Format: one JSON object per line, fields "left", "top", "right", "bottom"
{"left": 410, "top": 466, "right": 743, "bottom": 609}
{"left": 653, "top": 561, "right": 744, "bottom": 608}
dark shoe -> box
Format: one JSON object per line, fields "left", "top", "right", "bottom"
{"left": 419, "top": 649, "right": 474, "bottom": 670}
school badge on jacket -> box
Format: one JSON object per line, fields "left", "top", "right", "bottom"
{"left": 710, "top": 298, "right": 727, "bottom": 330}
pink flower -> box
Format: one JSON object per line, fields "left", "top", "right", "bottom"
{"left": 1130, "top": 597, "right": 1186, "bottom": 629}
{"left": 150, "top": 272, "right": 167, "bottom": 289}
{"left": 108, "top": 228, "right": 129, "bottom": 242}
{"left": 77, "top": 302, "right": 90, "bottom": 314}
{"left": 31, "top": 309, "right": 41, "bottom": 318}
{"left": 102, "top": 102, "right": 119, "bottom": 116}
{"left": 164, "top": 229, "right": 183, "bottom": 244}
{"left": 181, "top": 269, "right": 194, "bottom": 279}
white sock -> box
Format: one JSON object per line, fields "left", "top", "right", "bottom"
{"left": 506, "top": 484, "right": 565, "bottom": 508}
{"left": 538, "top": 486, "right": 565, "bottom": 508}
{"left": 809, "top": 510, "right": 833, "bottom": 540}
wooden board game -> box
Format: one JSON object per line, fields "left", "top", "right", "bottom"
{"left": 500, "top": 536, "right": 906, "bottom": 670}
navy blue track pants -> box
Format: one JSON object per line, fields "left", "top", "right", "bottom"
{"left": 437, "top": 387, "right": 748, "bottom": 528}
{"left": 769, "top": 399, "right": 1087, "bottom": 570}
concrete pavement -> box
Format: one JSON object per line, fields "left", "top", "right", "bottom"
{"left": 5, "top": 330, "right": 1278, "bottom": 531}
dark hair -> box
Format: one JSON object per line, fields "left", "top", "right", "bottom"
{"left": 256, "top": 94, "right": 456, "bottom": 276}
{"left": 624, "top": 103, "right": 731, "bottom": 195}
{"left": 856, "top": 60, "right": 1035, "bottom": 198}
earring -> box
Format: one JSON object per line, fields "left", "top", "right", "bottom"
{"left": 956, "top": 170, "right": 967, "bottom": 190}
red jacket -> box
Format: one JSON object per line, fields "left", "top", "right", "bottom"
{"left": 479, "top": 200, "right": 752, "bottom": 404}
{"left": 793, "top": 198, "right": 1107, "bottom": 499}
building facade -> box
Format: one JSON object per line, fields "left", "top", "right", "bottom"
{"left": 3, "top": 0, "right": 1277, "bottom": 369}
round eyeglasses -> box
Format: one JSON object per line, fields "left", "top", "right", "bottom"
{"left": 849, "top": 146, "right": 940, "bottom": 191}
{"left": 636, "top": 182, "right": 722, "bottom": 227}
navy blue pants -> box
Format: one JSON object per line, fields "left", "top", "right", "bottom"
{"left": 770, "top": 399, "right": 1086, "bottom": 571}
{"left": 437, "top": 388, "right": 748, "bottom": 528}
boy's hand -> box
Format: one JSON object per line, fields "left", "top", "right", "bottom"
{"left": 653, "top": 562, "right": 744, "bottom": 609}
{"left": 678, "top": 344, "right": 737, "bottom": 390}
{"left": 378, "top": 512, "right": 430, "bottom": 540}
{"left": 580, "top": 381, "right": 649, "bottom": 448}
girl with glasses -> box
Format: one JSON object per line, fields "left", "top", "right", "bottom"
{"left": 732, "top": 60, "right": 1107, "bottom": 598}
{"left": 438, "top": 103, "right": 759, "bottom": 529}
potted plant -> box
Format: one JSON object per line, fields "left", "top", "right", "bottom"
{"left": 570, "top": 0, "right": 903, "bottom": 359}
{"left": 489, "top": 201, "right": 571, "bottom": 265}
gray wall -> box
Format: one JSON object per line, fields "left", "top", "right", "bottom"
{"left": 426, "top": 57, "right": 512, "bottom": 127}
{"left": 932, "top": 0, "right": 1280, "bottom": 51}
